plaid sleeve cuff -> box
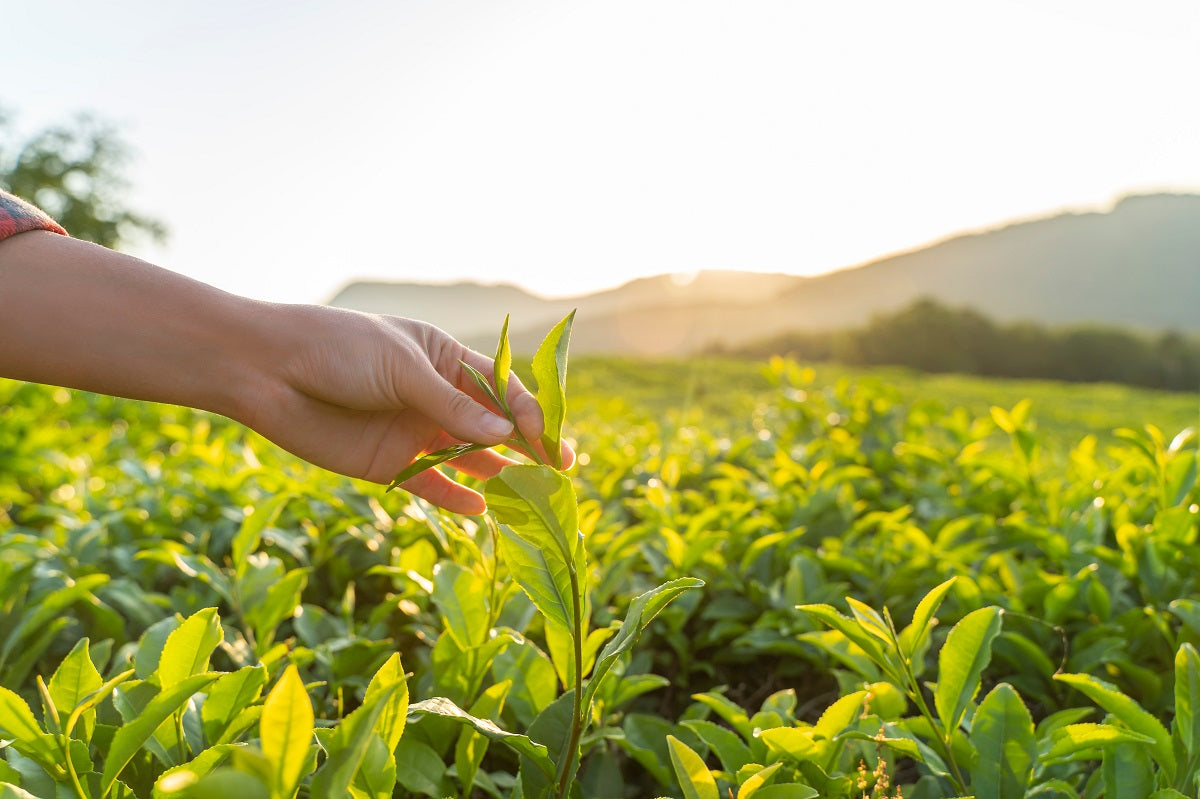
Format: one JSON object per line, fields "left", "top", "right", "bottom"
{"left": 0, "top": 190, "right": 68, "bottom": 240}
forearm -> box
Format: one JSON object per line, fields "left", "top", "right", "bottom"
{"left": 0, "top": 231, "right": 277, "bottom": 420}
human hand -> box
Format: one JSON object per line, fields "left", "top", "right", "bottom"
{"left": 240, "top": 305, "right": 575, "bottom": 514}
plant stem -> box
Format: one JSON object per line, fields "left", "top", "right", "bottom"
{"left": 554, "top": 569, "right": 586, "bottom": 799}
{"left": 61, "top": 734, "right": 90, "bottom": 799}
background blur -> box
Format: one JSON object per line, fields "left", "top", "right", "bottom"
{"left": 4, "top": 0, "right": 1199, "bottom": 304}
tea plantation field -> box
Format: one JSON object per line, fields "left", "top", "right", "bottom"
{"left": 1, "top": 357, "right": 1198, "bottom": 798}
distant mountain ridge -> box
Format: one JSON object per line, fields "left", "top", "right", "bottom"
{"left": 327, "top": 193, "right": 1200, "bottom": 355}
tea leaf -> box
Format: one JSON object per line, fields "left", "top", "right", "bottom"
{"left": 364, "top": 653, "right": 409, "bottom": 753}
{"left": 101, "top": 672, "right": 220, "bottom": 796}
{"left": 583, "top": 577, "right": 703, "bottom": 713}
{"left": 901, "top": 577, "right": 957, "bottom": 660}
{"left": 460, "top": 359, "right": 503, "bottom": 410}
{"left": 738, "top": 762, "right": 783, "bottom": 798}
{"left": 667, "top": 735, "right": 720, "bottom": 799}
{"left": 200, "top": 666, "right": 267, "bottom": 746}
{"left": 309, "top": 682, "right": 402, "bottom": 797}
{"left": 387, "top": 443, "right": 489, "bottom": 490}
{"left": 409, "top": 696, "right": 554, "bottom": 778}
{"left": 1176, "top": 643, "right": 1200, "bottom": 761}
{"left": 1102, "top": 743, "right": 1154, "bottom": 798}
{"left": 157, "top": 607, "right": 223, "bottom": 690}
{"left": 679, "top": 719, "right": 753, "bottom": 773}
{"left": 455, "top": 680, "right": 511, "bottom": 797}
{"left": 1040, "top": 723, "right": 1155, "bottom": 761}
{"left": 48, "top": 638, "right": 103, "bottom": 740}
{"left": 969, "top": 683, "right": 1035, "bottom": 799}
{"left": 0, "top": 686, "right": 58, "bottom": 769}
{"left": 532, "top": 310, "right": 575, "bottom": 469}
{"left": 260, "top": 664, "right": 313, "bottom": 799}
{"left": 935, "top": 606, "right": 1003, "bottom": 734}
{"left": 486, "top": 465, "right": 580, "bottom": 632}
{"left": 1054, "top": 672, "right": 1175, "bottom": 780}
{"left": 231, "top": 493, "right": 292, "bottom": 570}
{"left": 495, "top": 314, "right": 512, "bottom": 414}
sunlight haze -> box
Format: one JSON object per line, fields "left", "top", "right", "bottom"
{"left": 4, "top": 0, "right": 1198, "bottom": 303}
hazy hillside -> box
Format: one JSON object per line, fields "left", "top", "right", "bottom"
{"left": 328, "top": 193, "right": 1200, "bottom": 355}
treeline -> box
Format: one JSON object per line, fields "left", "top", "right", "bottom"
{"left": 732, "top": 298, "right": 1200, "bottom": 392}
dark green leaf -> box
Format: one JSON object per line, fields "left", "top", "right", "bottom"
{"left": 970, "top": 683, "right": 1035, "bottom": 799}
{"left": 935, "top": 606, "right": 1003, "bottom": 733}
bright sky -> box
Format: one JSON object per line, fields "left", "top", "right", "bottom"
{"left": 5, "top": 1, "right": 1199, "bottom": 304}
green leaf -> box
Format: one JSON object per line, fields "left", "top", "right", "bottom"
{"left": 520, "top": 691, "right": 576, "bottom": 797}
{"left": 1054, "top": 672, "right": 1175, "bottom": 780}
{"left": 200, "top": 666, "right": 268, "bottom": 746}
{"left": 432, "top": 562, "right": 490, "bottom": 650}
{"left": 667, "top": 735, "right": 720, "bottom": 799}
{"left": 309, "top": 682, "right": 402, "bottom": 798}
{"left": 363, "top": 653, "right": 408, "bottom": 753}
{"left": 969, "top": 683, "right": 1035, "bottom": 799}
{"left": 1175, "top": 643, "right": 1200, "bottom": 757}
{"left": 136, "top": 616, "right": 183, "bottom": 679}
{"left": 65, "top": 668, "right": 135, "bottom": 747}
{"left": 532, "top": 310, "right": 575, "bottom": 469}
{"left": 260, "top": 665, "right": 313, "bottom": 799}
{"left": 738, "top": 763, "right": 783, "bottom": 799}
{"left": 845, "top": 597, "right": 893, "bottom": 644}
{"left": 455, "top": 680, "right": 510, "bottom": 796}
{"left": 935, "top": 606, "right": 1003, "bottom": 733}
{"left": 394, "top": 738, "right": 446, "bottom": 796}
{"left": 231, "top": 493, "right": 292, "bottom": 569}
{"left": 101, "top": 672, "right": 220, "bottom": 796}
{"left": 152, "top": 743, "right": 240, "bottom": 797}
{"left": 1040, "top": 723, "right": 1155, "bottom": 762}
{"left": 157, "top": 608, "right": 223, "bottom": 690}
{"left": 386, "top": 443, "right": 490, "bottom": 490}
{"left": 901, "top": 577, "right": 957, "bottom": 659}
{"left": 797, "top": 604, "right": 901, "bottom": 684}
{"left": 583, "top": 578, "right": 704, "bottom": 713}
{"left": 460, "top": 358, "right": 504, "bottom": 409}
{"left": 748, "top": 786, "right": 819, "bottom": 799}
{"left": 680, "top": 719, "right": 753, "bottom": 773}
{"left": 47, "top": 638, "right": 103, "bottom": 739}
{"left": 349, "top": 735, "right": 395, "bottom": 799}
{"left": 1102, "top": 743, "right": 1154, "bottom": 799}
{"left": 758, "top": 726, "right": 818, "bottom": 761}
{"left": 165, "top": 768, "right": 269, "bottom": 799}
{"left": 0, "top": 686, "right": 58, "bottom": 769}
{"left": 408, "top": 696, "right": 553, "bottom": 778}
{"left": 0, "top": 785, "right": 42, "bottom": 799}
{"left": 495, "top": 314, "right": 512, "bottom": 414}
{"left": 486, "top": 465, "right": 581, "bottom": 633}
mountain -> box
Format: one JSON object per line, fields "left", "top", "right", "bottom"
{"left": 327, "top": 193, "right": 1200, "bottom": 355}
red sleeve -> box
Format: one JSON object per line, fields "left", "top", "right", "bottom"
{"left": 0, "top": 190, "right": 68, "bottom": 240}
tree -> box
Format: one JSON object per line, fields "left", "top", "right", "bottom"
{"left": 0, "top": 107, "right": 165, "bottom": 248}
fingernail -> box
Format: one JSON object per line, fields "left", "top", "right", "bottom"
{"left": 481, "top": 414, "right": 513, "bottom": 438}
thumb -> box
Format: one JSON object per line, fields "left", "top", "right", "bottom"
{"left": 404, "top": 366, "right": 514, "bottom": 444}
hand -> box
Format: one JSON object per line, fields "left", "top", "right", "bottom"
{"left": 240, "top": 305, "right": 575, "bottom": 514}
{"left": 0, "top": 232, "right": 572, "bottom": 515}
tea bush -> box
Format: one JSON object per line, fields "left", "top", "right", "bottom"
{"left": 0, "top": 338, "right": 1198, "bottom": 797}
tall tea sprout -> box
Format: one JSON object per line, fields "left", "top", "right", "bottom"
{"left": 389, "top": 312, "right": 701, "bottom": 798}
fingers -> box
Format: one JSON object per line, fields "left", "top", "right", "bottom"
{"left": 399, "top": 468, "right": 488, "bottom": 515}
{"left": 458, "top": 349, "right": 546, "bottom": 443}
{"left": 401, "top": 359, "right": 514, "bottom": 445}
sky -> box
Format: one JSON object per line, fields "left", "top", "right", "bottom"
{"left": 4, "top": 0, "right": 1199, "bottom": 304}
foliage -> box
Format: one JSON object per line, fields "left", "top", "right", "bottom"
{"left": 0, "top": 107, "right": 165, "bottom": 248}
{"left": 1, "top": 334, "right": 1199, "bottom": 796}
{"left": 736, "top": 297, "right": 1200, "bottom": 392}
